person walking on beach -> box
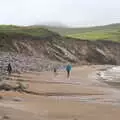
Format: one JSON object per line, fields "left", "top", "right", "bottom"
{"left": 7, "top": 63, "right": 12, "bottom": 75}
{"left": 53, "top": 67, "right": 57, "bottom": 76}
{"left": 66, "top": 64, "right": 72, "bottom": 78}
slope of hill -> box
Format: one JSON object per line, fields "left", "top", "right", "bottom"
{"left": 40, "top": 23, "right": 120, "bottom": 41}
{"left": 0, "top": 25, "right": 120, "bottom": 72}
{"left": 0, "top": 25, "right": 60, "bottom": 38}
{"left": 0, "top": 25, "right": 60, "bottom": 51}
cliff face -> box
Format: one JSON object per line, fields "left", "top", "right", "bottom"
{"left": 1, "top": 36, "right": 120, "bottom": 65}
{"left": 48, "top": 38, "right": 120, "bottom": 65}
{"left": 0, "top": 30, "right": 120, "bottom": 72}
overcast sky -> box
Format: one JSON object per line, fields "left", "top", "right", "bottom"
{"left": 0, "top": 0, "right": 120, "bottom": 27}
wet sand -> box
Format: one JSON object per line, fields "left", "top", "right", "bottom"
{"left": 1, "top": 65, "right": 120, "bottom": 120}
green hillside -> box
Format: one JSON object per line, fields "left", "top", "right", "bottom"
{"left": 67, "top": 30, "right": 120, "bottom": 41}
{"left": 42, "top": 23, "right": 120, "bottom": 41}
{"left": 0, "top": 24, "right": 120, "bottom": 41}
{"left": 0, "top": 25, "right": 59, "bottom": 39}
{"left": 0, "top": 25, "right": 61, "bottom": 52}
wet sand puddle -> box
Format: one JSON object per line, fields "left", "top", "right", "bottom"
{"left": 0, "top": 101, "right": 25, "bottom": 111}
{"left": 49, "top": 94, "right": 120, "bottom": 105}
{"left": 47, "top": 85, "right": 120, "bottom": 105}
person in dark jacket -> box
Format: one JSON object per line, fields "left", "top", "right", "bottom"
{"left": 54, "top": 67, "right": 57, "bottom": 76}
{"left": 7, "top": 63, "right": 12, "bottom": 75}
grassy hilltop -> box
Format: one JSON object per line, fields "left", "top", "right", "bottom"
{"left": 0, "top": 25, "right": 59, "bottom": 39}
{"left": 43, "top": 23, "right": 120, "bottom": 41}
{"left": 0, "top": 23, "right": 120, "bottom": 42}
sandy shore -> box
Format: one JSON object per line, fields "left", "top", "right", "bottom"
{"left": 1, "top": 65, "right": 120, "bottom": 120}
